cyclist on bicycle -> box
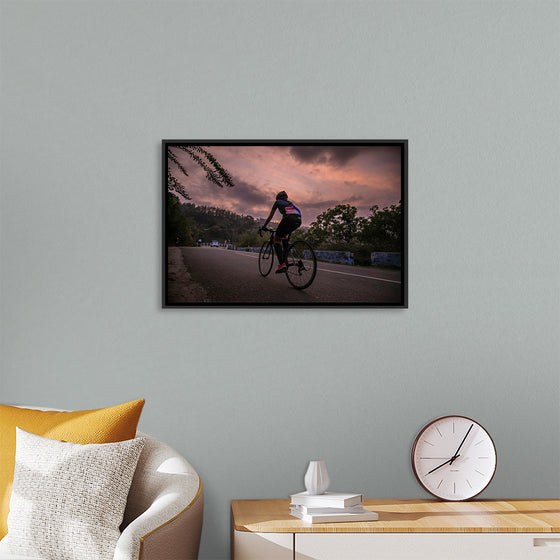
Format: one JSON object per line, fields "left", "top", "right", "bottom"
{"left": 260, "top": 190, "right": 302, "bottom": 273}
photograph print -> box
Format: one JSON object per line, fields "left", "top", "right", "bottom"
{"left": 163, "top": 140, "right": 407, "bottom": 307}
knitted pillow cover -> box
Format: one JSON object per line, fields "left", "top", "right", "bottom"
{"left": 0, "top": 398, "right": 144, "bottom": 538}
{"left": 3, "top": 428, "right": 145, "bottom": 560}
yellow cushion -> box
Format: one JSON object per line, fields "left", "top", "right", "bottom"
{"left": 0, "top": 398, "right": 145, "bottom": 538}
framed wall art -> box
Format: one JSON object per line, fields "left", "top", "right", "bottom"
{"left": 163, "top": 140, "right": 407, "bottom": 307}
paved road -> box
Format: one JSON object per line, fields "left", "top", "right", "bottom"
{"left": 169, "top": 246, "right": 403, "bottom": 305}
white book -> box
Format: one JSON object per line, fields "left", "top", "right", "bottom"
{"left": 290, "top": 491, "right": 363, "bottom": 508}
{"left": 292, "top": 504, "right": 365, "bottom": 514}
{"left": 290, "top": 506, "right": 378, "bottom": 524}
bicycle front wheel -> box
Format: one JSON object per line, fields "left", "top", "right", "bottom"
{"left": 285, "top": 241, "right": 317, "bottom": 289}
{"left": 258, "top": 242, "right": 274, "bottom": 277}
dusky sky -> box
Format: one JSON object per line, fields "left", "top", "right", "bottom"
{"left": 168, "top": 144, "right": 402, "bottom": 227}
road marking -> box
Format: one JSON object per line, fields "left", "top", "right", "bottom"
{"left": 229, "top": 251, "right": 401, "bottom": 284}
{"left": 318, "top": 268, "right": 401, "bottom": 284}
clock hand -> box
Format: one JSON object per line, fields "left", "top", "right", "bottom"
{"left": 449, "top": 423, "right": 473, "bottom": 464}
{"left": 426, "top": 424, "right": 473, "bottom": 474}
{"left": 426, "top": 455, "right": 460, "bottom": 475}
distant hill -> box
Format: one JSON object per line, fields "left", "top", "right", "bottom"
{"left": 167, "top": 197, "right": 262, "bottom": 246}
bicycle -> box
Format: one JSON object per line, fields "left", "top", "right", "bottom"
{"left": 258, "top": 226, "right": 317, "bottom": 290}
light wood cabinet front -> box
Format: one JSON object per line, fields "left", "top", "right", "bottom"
{"left": 232, "top": 499, "right": 560, "bottom": 560}
{"left": 296, "top": 532, "right": 560, "bottom": 560}
{"left": 233, "top": 532, "right": 293, "bottom": 560}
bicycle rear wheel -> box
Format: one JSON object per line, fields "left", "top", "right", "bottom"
{"left": 258, "top": 242, "right": 274, "bottom": 277}
{"left": 285, "top": 241, "right": 317, "bottom": 289}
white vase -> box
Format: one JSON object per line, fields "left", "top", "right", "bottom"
{"left": 304, "top": 460, "right": 330, "bottom": 495}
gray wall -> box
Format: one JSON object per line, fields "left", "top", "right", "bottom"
{"left": 1, "top": 1, "right": 558, "bottom": 558}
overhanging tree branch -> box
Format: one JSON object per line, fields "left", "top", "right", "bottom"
{"left": 167, "top": 145, "right": 234, "bottom": 200}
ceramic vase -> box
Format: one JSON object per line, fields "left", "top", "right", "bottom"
{"left": 304, "top": 460, "right": 330, "bottom": 495}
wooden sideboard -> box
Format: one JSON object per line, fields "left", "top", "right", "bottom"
{"left": 231, "top": 498, "right": 560, "bottom": 559}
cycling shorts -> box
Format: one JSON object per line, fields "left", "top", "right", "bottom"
{"left": 276, "top": 214, "right": 302, "bottom": 239}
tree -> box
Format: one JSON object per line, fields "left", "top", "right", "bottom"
{"left": 166, "top": 146, "right": 234, "bottom": 246}
{"left": 166, "top": 194, "right": 201, "bottom": 246}
{"left": 167, "top": 145, "right": 234, "bottom": 200}
{"left": 360, "top": 201, "right": 402, "bottom": 251}
{"left": 238, "top": 230, "right": 262, "bottom": 247}
{"left": 307, "top": 204, "right": 363, "bottom": 248}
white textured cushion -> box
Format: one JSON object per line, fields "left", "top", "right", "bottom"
{"left": 2, "top": 428, "right": 144, "bottom": 560}
{"left": 0, "top": 555, "right": 44, "bottom": 559}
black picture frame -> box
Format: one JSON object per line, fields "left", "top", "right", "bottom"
{"left": 163, "top": 140, "right": 407, "bottom": 308}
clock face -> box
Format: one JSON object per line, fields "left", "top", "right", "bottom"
{"left": 412, "top": 416, "right": 497, "bottom": 501}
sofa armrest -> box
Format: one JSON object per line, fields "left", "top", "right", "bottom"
{"left": 114, "top": 486, "right": 203, "bottom": 560}
{"left": 114, "top": 433, "right": 203, "bottom": 560}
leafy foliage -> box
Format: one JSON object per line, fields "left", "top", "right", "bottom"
{"left": 167, "top": 194, "right": 197, "bottom": 246}
{"left": 302, "top": 201, "right": 402, "bottom": 259}
{"left": 360, "top": 202, "right": 402, "bottom": 251}
{"left": 166, "top": 200, "right": 261, "bottom": 247}
{"left": 307, "top": 204, "right": 364, "bottom": 248}
{"left": 167, "top": 145, "right": 234, "bottom": 200}
{"left": 166, "top": 145, "right": 237, "bottom": 245}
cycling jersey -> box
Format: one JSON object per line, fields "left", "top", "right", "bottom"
{"left": 273, "top": 199, "right": 301, "bottom": 217}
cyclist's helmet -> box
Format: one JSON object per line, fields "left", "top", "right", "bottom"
{"left": 276, "top": 190, "right": 288, "bottom": 200}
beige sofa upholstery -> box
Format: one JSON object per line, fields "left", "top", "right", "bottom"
{"left": 118, "top": 432, "right": 203, "bottom": 560}
{"left": 0, "top": 431, "right": 203, "bottom": 560}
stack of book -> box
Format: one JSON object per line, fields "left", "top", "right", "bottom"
{"left": 289, "top": 491, "right": 378, "bottom": 524}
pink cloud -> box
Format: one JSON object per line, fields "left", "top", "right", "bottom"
{"left": 168, "top": 145, "right": 402, "bottom": 226}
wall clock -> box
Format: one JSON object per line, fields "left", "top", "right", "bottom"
{"left": 411, "top": 415, "right": 497, "bottom": 501}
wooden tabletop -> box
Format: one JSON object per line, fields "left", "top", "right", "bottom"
{"left": 231, "top": 499, "right": 560, "bottom": 533}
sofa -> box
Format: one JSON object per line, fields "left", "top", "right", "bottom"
{"left": 114, "top": 432, "right": 203, "bottom": 560}
{"left": 0, "top": 404, "right": 203, "bottom": 560}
